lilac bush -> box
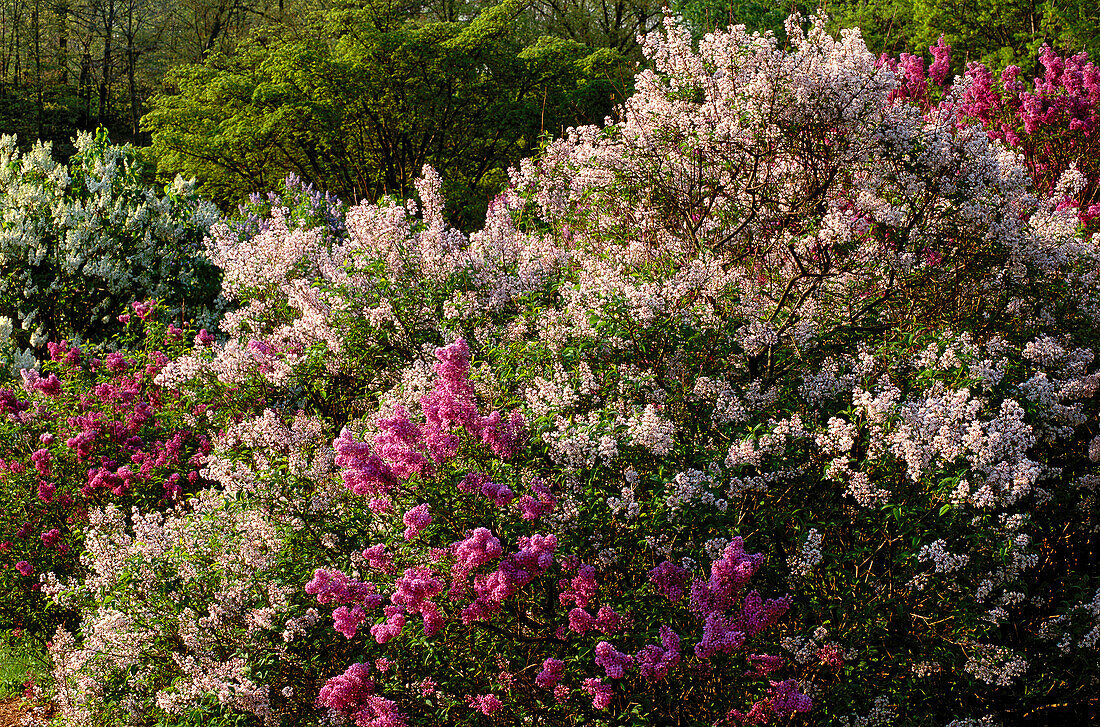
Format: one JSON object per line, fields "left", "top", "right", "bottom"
{"left": 0, "top": 307, "right": 215, "bottom": 651}
{"left": 27, "top": 11, "right": 1100, "bottom": 727}
{"left": 0, "top": 130, "right": 222, "bottom": 350}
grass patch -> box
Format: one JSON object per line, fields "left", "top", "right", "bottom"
{"left": 0, "top": 638, "right": 49, "bottom": 699}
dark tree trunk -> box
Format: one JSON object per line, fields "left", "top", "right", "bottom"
{"left": 57, "top": 0, "right": 69, "bottom": 85}
{"left": 98, "top": 0, "right": 114, "bottom": 125}
{"left": 34, "top": 0, "right": 43, "bottom": 137}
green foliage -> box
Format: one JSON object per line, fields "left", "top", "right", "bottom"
{"left": 829, "top": 0, "right": 1100, "bottom": 73}
{"left": 0, "top": 636, "right": 48, "bottom": 699}
{"left": 143, "top": 0, "right": 631, "bottom": 229}
{"left": 671, "top": 0, "right": 817, "bottom": 41}
{"left": 0, "top": 130, "right": 223, "bottom": 350}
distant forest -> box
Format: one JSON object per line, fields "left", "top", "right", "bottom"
{"left": 1, "top": 0, "right": 1097, "bottom": 222}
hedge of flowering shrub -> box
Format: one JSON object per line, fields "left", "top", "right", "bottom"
{"left": 8, "top": 11, "right": 1100, "bottom": 727}
{"left": 0, "top": 129, "right": 223, "bottom": 353}
{"left": 0, "top": 310, "right": 217, "bottom": 651}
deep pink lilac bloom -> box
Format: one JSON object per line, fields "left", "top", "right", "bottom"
{"left": 451, "top": 527, "right": 502, "bottom": 593}
{"left": 694, "top": 612, "right": 746, "bottom": 660}
{"left": 334, "top": 428, "right": 397, "bottom": 496}
{"left": 333, "top": 606, "right": 367, "bottom": 639}
{"left": 746, "top": 654, "right": 787, "bottom": 677}
{"left": 650, "top": 560, "right": 688, "bottom": 601}
{"left": 468, "top": 693, "right": 502, "bottom": 715}
{"left": 730, "top": 679, "right": 813, "bottom": 723}
{"left": 458, "top": 471, "right": 514, "bottom": 506}
{"left": 636, "top": 625, "right": 681, "bottom": 683}
{"left": 594, "top": 641, "right": 633, "bottom": 679}
{"left": 402, "top": 504, "right": 432, "bottom": 541}
{"left": 375, "top": 405, "right": 431, "bottom": 480}
{"left": 819, "top": 644, "right": 845, "bottom": 667}
{"left": 559, "top": 563, "right": 597, "bottom": 608}
{"left": 516, "top": 479, "right": 555, "bottom": 520}
{"left": 362, "top": 544, "right": 395, "bottom": 574}
{"left": 582, "top": 677, "right": 613, "bottom": 710}
{"left": 105, "top": 351, "right": 128, "bottom": 374}
{"left": 689, "top": 537, "right": 764, "bottom": 616}
{"left": 391, "top": 567, "right": 444, "bottom": 636}
{"left": 316, "top": 662, "right": 374, "bottom": 712}
{"left": 306, "top": 568, "right": 383, "bottom": 608}
{"left": 0, "top": 388, "right": 30, "bottom": 419}
{"left": 46, "top": 340, "right": 81, "bottom": 364}
{"left": 37, "top": 482, "right": 56, "bottom": 504}
{"left": 536, "top": 658, "right": 565, "bottom": 689}
{"left": 370, "top": 605, "right": 406, "bottom": 644}
{"left": 595, "top": 605, "right": 628, "bottom": 634}
{"left": 30, "top": 449, "right": 51, "bottom": 477}
{"left": 480, "top": 408, "right": 526, "bottom": 458}
{"left": 728, "top": 700, "right": 770, "bottom": 725}
{"left": 35, "top": 374, "right": 61, "bottom": 396}
{"left": 512, "top": 534, "right": 558, "bottom": 584}
{"left": 928, "top": 35, "right": 951, "bottom": 86}
{"left": 353, "top": 694, "right": 406, "bottom": 727}
{"left": 738, "top": 590, "right": 793, "bottom": 637}
{"left": 131, "top": 300, "right": 155, "bottom": 320}
{"left": 418, "top": 678, "right": 436, "bottom": 697}
{"left": 15, "top": 561, "right": 32, "bottom": 576}
{"left": 568, "top": 607, "right": 597, "bottom": 634}
{"left": 420, "top": 339, "right": 482, "bottom": 462}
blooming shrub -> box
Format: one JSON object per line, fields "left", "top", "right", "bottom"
{"left": 0, "top": 307, "right": 215, "bottom": 648}
{"left": 0, "top": 129, "right": 222, "bottom": 352}
{"left": 879, "top": 36, "right": 1100, "bottom": 237}
{"left": 28, "top": 11, "right": 1100, "bottom": 727}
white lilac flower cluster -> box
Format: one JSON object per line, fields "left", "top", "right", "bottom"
{"left": 0, "top": 132, "right": 220, "bottom": 345}
{"left": 917, "top": 539, "right": 970, "bottom": 574}
{"left": 606, "top": 486, "right": 641, "bottom": 520}
{"left": 50, "top": 478, "right": 292, "bottom": 724}
{"left": 943, "top": 717, "right": 998, "bottom": 727}
{"left": 42, "top": 11, "right": 1100, "bottom": 727}
{"left": 0, "top": 315, "right": 38, "bottom": 379}
{"left": 963, "top": 643, "right": 1028, "bottom": 687}
{"left": 838, "top": 696, "right": 896, "bottom": 727}
{"left": 663, "top": 468, "right": 718, "bottom": 519}
{"left": 788, "top": 528, "right": 824, "bottom": 578}
{"left": 626, "top": 404, "right": 677, "bottom": 456}
{"left": 691, "top": 376, "right": 749, "bottom": 424}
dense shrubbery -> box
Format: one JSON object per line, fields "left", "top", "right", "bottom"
{"left": 0, "top": 129, "right": 223, "bottom": 354}
{"left": 1, "top": 12, "right": 1099, "bottom": 727}
{"left": 0, "top": 312, "right": 217, "bottom": 647}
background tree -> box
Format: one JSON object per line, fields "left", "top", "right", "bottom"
{"left": 670, "top": 0, "right": 815, "bottom": 42}
{"left": 523, "top": 0, "right": 663, "bottom": 59}
{"left": 142, "top": 0, "right": 631, "bottom": 226}
{"left": 828, "top": 0, "right": 1100, "bottom": 73}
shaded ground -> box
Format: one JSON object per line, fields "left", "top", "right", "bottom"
{"left": 0, "top": 698, "right": 26, "bottom": 727}
{"left": 0, "top": 696, "right": 53, "bottom": 727}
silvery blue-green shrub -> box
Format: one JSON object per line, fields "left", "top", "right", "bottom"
{"left": 0, "top": 129, "right": 223, "bottom": 351}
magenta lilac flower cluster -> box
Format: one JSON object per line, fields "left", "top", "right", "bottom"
{"left": 880, "top": 36, "right": 1100, "bottom": 229}
{"left": 309, "top": 339, "right": 806, "bottom": 723}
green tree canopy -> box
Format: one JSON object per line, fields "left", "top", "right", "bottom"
{"left": 142, "top": 0, "right": 631, "bottom": 227}
{"left": 829, "top": 0, "right": 1100, "bottom": 74}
